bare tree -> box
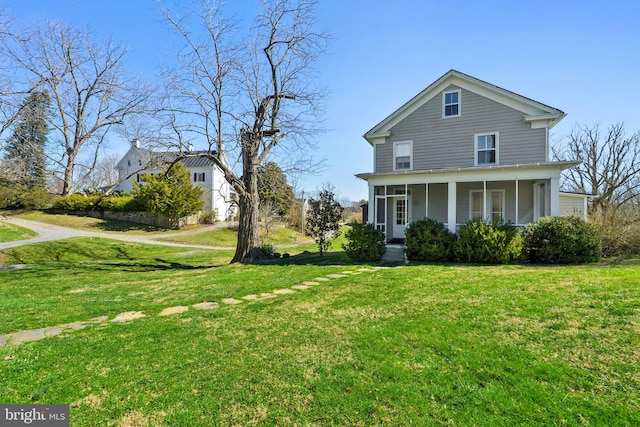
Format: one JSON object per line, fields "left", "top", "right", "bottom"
{"left": 0, "top": 19, "right": 152, "bottom": 195}
{"left": 162, "top": 0, "right": 328, "bottom": 263}
{"left": 76, "top": 152, "right": 120, "bottom": 192}
{"left": 553, "top": 122, "right": 640, "bottom": 214}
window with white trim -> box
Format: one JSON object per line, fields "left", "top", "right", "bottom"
{"left": 394, "top": 141, "right": 412, "bottom": 170}
{"left": 475, "top": 133, "right": 498, "bottom": 165}
{"left": 193, "top": 172, "right": 206, "bottom": 182}
{"left": 469, "top": 189, "right": 505, "bottom": 223}
{"left": 443, "top": 89, "right": 460, "bottom": 117}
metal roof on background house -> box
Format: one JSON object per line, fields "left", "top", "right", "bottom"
{"left": 147, "top": 150, "right": 218, "bottom": 168}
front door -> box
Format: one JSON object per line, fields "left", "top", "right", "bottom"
{"left": 392, "top": 196, "right": 411, "bottom": 239}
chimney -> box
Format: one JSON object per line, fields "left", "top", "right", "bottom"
{"left": 188, "top": 144, "right": 194, "bottom": 152}
{"left": 132, "top": 139, "right": 141, "bottom": 148}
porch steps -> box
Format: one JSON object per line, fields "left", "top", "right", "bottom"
{"left": 381, "top": 244, "right": 405, "bottom": 265}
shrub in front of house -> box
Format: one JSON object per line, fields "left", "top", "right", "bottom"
{"left": 404, "top": 218, "right": 456, "bottom": 262}
{"left": 52, "top": 194, "right": 100, "bottom": 211}
{"left": 523, "top": 216, "right": 601, "bottom": 264}
{"left": 454, "top": 219, "right": 523, "bottom": 264}
{"left": 342, "top": 223, "right": 386, "bottom": 261}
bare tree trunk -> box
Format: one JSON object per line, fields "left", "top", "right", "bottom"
{"left": 232, "top": 130, "right": 261, "bottom": 263}
{"left": 233, "top": 184, "right": 261, "bottom": 263}
{"left": 61, "top": 151, "right": 76, "bottom": 196}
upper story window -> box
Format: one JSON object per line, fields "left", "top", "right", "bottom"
{"left": 393, "top": 141, "right": 412, "bottom": 171}
{"left": 475, "top": 133, "right": 499, "bottom": 165}
{"left": 193, "top": 172, "right": 206, "bottom": 182}
{"left": 443, "top": 89, "right": 460, "bottom": 118}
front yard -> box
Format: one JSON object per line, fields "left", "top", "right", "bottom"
{"left": 1, "top": 238, "right": 639, "bottom": 425}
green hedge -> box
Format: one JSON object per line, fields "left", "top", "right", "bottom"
{"left": 52, "top": 194, "right": 99, "bottom": 211}
{"left": 96, "top": 195, "right": 144, "bottom": 212}
{"left": 454, "top": 219, "right": 523, "bottom": 264}
{"left": 52, "top": 194, "right": 144, "bottom": 212}
{"left": 342, "top": 223, "right": 386, "bottom": 261}
{"left": 523, "top": 216, "right": 601, "bottom": 264}
{"left": 404, "top": 218, "right": 455, "bottom": 262}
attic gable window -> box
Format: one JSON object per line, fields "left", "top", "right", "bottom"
{"left": 394, "top": 141, "right": 412, "bottom": 171}
{"left": 443, "top": 89, "right": 460, "bottom": 118}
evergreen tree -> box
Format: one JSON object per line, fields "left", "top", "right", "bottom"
{"left": 133, "top": 162, "right": 204, "bottom": 228}
{"left": 4, "top": 91, "right": 50, "bottom": 189}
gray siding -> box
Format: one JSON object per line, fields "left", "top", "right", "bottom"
{"left": 375, "top": 85, "right": 547, "bottom": 173}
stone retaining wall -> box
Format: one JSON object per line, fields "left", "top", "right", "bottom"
{"left": 49, "top": 210, "right": 199, "bottom": 229}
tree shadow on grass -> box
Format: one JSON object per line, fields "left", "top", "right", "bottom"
{"left": 93, "top": 258, "right": 219, "bottom": 272}
{"left": 86, "top": 219, "right": 169, "bottom": 233}
{"left": 255, "top": 250, "right": 377, "bottom": 267}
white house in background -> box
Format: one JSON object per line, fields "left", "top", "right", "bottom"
{"left": 115, "top": 140, "right": 236, "bottom": 221}
{"left": 357, "top": 69, "right": 588, "bottom": 241}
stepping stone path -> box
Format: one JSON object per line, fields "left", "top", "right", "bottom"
{"left": 158, "top": 306, "right": 189, "bottom": 316}
{"left": 0, "top": 266, "right": 386, "bottom": 347}
{"left": 111, "top": 311, "right": 146, "bottom": 323}
{"left": 192, "top": 302, "right": 219, "bottom": 310}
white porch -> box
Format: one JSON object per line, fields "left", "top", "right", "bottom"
{"left": 361, "top": 163, "right": 576, "bottom": 241}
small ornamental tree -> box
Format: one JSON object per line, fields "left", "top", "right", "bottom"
{"left": 306, "top": 189, "right": 343, "bottom": 256}
{"left": 133, "top": 162, "right": 203, "bottom": 228}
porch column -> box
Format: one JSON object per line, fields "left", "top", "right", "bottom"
{"left": 447, "top": 181, "right": 457, "bottom": 233}
{"left": 483, "top": 180, "right": 487, "bottom": 222}
{"left": 550, "top": 177, "right": 560, "bottom": 216}
{"left": 425, "top": 182, "right": 429, "bottom": 218}
{"left": 405, "top": 184, "right": 408, "bottom": 224}
{"left": 515, "top": 179, "right": 519, "bottom": 225}
{"left": 368, "top": 184, "right": 375, "bottom": 224}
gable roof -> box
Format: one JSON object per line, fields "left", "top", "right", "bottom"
{"left": 147, "top": 150, "right": 218, "bottom": 168}
{"left": 364, "top": 69, "right": 565, "bottom": 144}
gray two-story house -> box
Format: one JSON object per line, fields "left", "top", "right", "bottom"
{"left": 357, "top": 70, "right": 587, "bottom": 240}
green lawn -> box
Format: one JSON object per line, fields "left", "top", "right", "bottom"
{"left": 1, "top": 239, "right": 639, "bottom": 425}
{"left": 157, "top": 224, "right": 312, "bottom": 248}
{"left": 0, "top": 221, "right": 38, "bottom": 242}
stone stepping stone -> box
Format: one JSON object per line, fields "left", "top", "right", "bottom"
{"left": 43, "top": 326, "right": 64, "bottom": 337}
{"left": 221, "top": 298, "right": 243, "bottom": 305}
{"left": 357, "top": 268, "right": 377, "bottom": 272}
{"left": 111, "top": 311, "right": 146, "bottom": 323}
{"left": 58, "top": 321, "right": 89, "bottom": 331}
{"left": 303, "top": 281, "right": 321, "bottom": 286}
{"left": 291, "top": 285, "right": 310, "bottom": 290}
{"left": 9, "top": 328, "right": 47, "bottom": 345}
{"left": 314, "top": 277, "right": 330, "bottom": 282}
{"left": 192, "top": 302, "right": 219, "bottom": 310}
{"left": 326, "top": 274, "right": 347, "bottom": 279}
{"left": 256, "top": 293, "right": 277, "bottom": 301}
{"left": 273, "top": 289, "right": 296, "bottom": 295}
{"left": 158, "top": 306, "right": 189, "bottom": 316}
{"left": 242, "top": 294, "right": 258, "bottom": 300}
{"left": 86, "top": 316, "right": 109, "bottom": 323}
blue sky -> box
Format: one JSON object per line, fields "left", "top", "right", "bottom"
{"left": 6, "top": 0, "right": 640, "bottom": 201}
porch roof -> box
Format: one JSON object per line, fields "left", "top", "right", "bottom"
{"left": 356, "top": 161, "right": 580, "bottom": 182}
